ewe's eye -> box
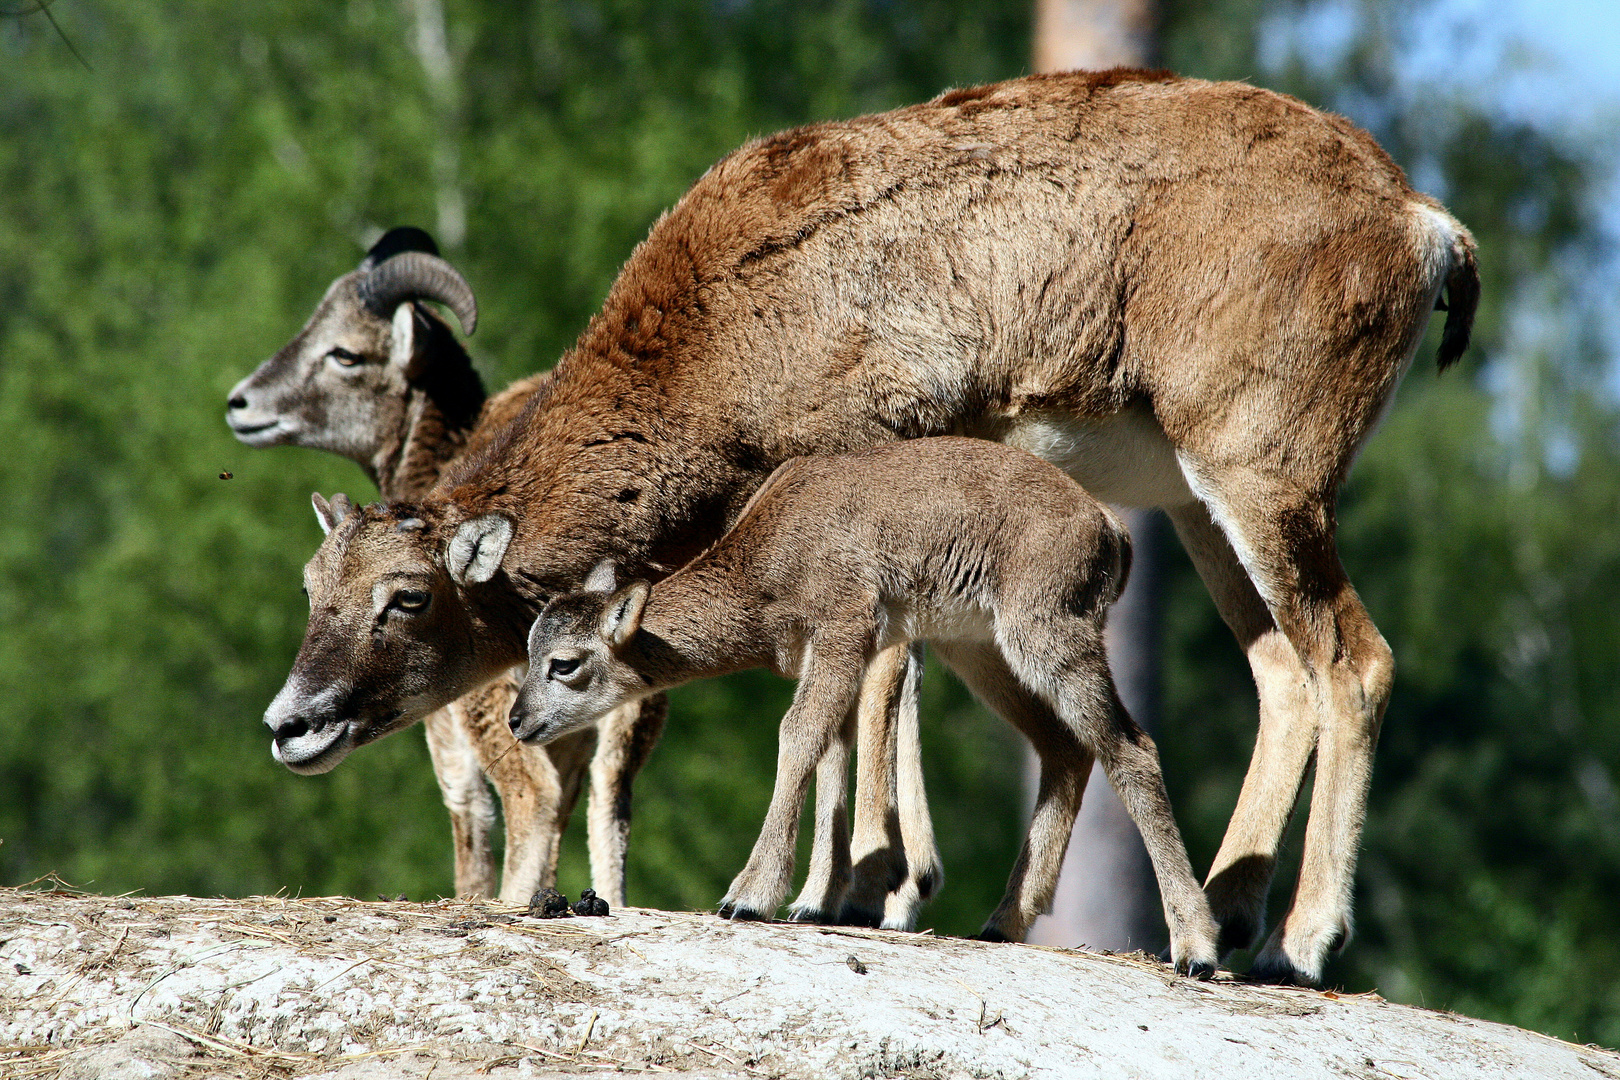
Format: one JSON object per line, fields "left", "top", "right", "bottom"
{"left": 548, "top": 656, "right": 581, "bottom": 680}
{"left": 327, "top": 346, "right": 363, "bottom": 367}
{"left": 393, "top": 589, "right": 431, "bottom": 612}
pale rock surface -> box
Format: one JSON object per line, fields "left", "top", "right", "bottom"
{"left": 2, "top": 888, "right": 1615, "bottom": 1079}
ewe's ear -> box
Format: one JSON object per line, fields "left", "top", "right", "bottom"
{"left": 447, "top": 514, "right": 513, "bottom": 584}
{"left": 312, "top": 492, "right": 354, "bottom": 536}
{"left": 582, "top": 559, "right": 618, "bottom": 594}
{"left": 599, "top": 581, "right": 650, "bottom": 649}
{"left": 389, "top": 302, "right": 431, "bottom": 380}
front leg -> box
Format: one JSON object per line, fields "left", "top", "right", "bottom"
{"left": 786, "top": 711, "right": 857, "bottom": 923}
{"left": 585, "top": 695, "right": 669, "bottom": 908}
{"left": 722, "top": 658, "right": 864, "bottom": 922}
{"left": 422, "top": 705, "right": 498, "bottom": 900}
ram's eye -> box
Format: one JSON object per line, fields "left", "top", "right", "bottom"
{"left": 548, "top": 656, "right": 581, "bottom": 680}
{"left": 393, "top": 589, "right": 430, "bottom": 612}
{"left": 328, "top": 346, "right": 363, "bottom": 367}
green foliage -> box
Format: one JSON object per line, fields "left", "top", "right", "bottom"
{"left": 2, "top": 0, "right": 1618, "bottom": 1050}
{"left": 0, "top": 0, "right": 1033, "bottom": 930}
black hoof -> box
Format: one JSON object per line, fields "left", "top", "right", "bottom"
{"left": 1245, "top": 957, "right": 1310, "bottom": 986}
{"left": 1216, "top": 914, "right": 1262, "bottom": 955}
{"left": 837, "top": 906, "right": 884, "bottom": 929}
{"left": 725, "top": 905, "right": 768, "bottom": 922}
{"left": 716, "top": 902, "right": 736, "bottom": 919}
{"left": 973, "top": 928, "right": 1011, "bottom": 944}
{"left": 1181, "top": 959, "right": 1217, "bottom": 980}
{"left": 788, "top": 906, "right": 832, "bottom": 924}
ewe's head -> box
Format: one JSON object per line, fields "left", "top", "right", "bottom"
{"left": 509, "top": 562, "right": 651, "bottom": 745}
{"left": 263, "top": 492, "right": 515, "bottom": 774}
{"left": 226, "top": 227, "right": 478, "bottom": 462}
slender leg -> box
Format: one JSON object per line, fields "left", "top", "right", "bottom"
{"left": 787, "top": 709, "right": 856, "bottom": 923}
{"left": 931, "top": 641, "right": 1089, "bottom": 944}
{"left": 1166, "top": 500, "right": 1317, "bottom": 954}
{"left": 422, "top": 704, "right": 498, "bottom": 900}
{"left": 721, "top": 652, "right": 866, "bottom": 921}
{"left": 991, "top": 614, "right": 1219, "bottom": 975}
{"left": 585, "top": 695, "right": 668, "bottom": 908}
{"left": 841, "top": 642, "right": 941, "bottom": 929}
{"left": 1184, "top": 474, "right": 1393, "bottom": 984}
{"left": 451, "top": 672, "right": 566, "bottom": 905}
{"left": 886, "top": 643, "right": 942, "bottom": 928}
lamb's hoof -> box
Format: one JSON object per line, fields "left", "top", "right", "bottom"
{"left": 718, "top": 901, "right": 768, "bottom": 922}
{"left": 973, "top": 928, "right": 1011, "bottom": 944}
{"left": 528, "top": 888, "right": 571, "bottom": 919}
{"left": 787, "top": 905, "right": 832, "bottom": 924}
{"left": 571, "top": 888, "right": 610, "bottom": 917}
{"left": 1180, "top": 958, "right": 1217, "bottom": 980}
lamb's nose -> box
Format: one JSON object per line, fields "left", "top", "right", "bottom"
{"left": 228, "top": 394, "right": 248, "bottom": 410}
{"left": 507, "top": 704, "right": 528, "bottom": 735}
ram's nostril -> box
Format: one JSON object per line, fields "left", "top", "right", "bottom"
{"left": 228, "top": 394, "right": 248, "bottom": 410}
{"left": 277, "top": 717, "right": 311, "bottom": 741}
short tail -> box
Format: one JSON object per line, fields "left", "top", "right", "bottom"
{"left": 1436, "top": 226, "right": 1480, "bottom": 372}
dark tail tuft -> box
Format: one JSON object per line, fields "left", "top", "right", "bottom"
{"left": 1437, "top": 230, "right": 1480, "bottom": 372}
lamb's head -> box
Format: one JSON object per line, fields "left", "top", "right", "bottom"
{"left": 509, "top": 562, "right": 652, "bottom": 745}
{"left": 226, "top": 227, "right": 478, "bottom": 461}
{"left": 264, "top": 493, "right": 517, "bottom": 774}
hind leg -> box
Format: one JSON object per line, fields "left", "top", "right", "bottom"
{"left": 931, "top": 641, "right": 1090, "bottom": 944}
{"left": 1184, "top": 470, "right": 1393, "bottom": 984}
{"left": 1003, "top": 617, "right": 1219, "bottom": 975}
{"left": 1167, "top": 501, "right": 1318, "bottom": 954}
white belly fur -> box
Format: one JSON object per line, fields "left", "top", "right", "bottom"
{"left": 1002, "top": 405, "right": 1195, "bottom": 508}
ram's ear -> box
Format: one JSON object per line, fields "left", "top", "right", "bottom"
{"left": 447, "top": 514, "right": 513, "bottom": 584}
{"left": 389, "top": 302, "right": 431, "bottom": 380}
{"left": 312, "top": 492, "right": 354, "bottom": 536}
{"left": 582, "top": 559, "right": 618, "bottom": 594}
{"left": 599, "top": 581, "right": 650, "bottom": 648}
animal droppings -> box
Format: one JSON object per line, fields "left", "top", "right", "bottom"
{"left": 571, "top": 888, "right": 610, "bottom": 917}
{"left": 529, "top": 888, "right": 571, "bottom": 918}
{"left": 323, "top": 915, "right": 337, "bottom": 924}
{"left": 846, "top": 955, "right": 868, "bottom": 974}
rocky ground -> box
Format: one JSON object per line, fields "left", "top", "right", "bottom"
{"left": 2, "top": 883, "right": 1616, "bottom": 1080}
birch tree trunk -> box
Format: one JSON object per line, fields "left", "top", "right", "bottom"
{"left": 1024, "top": 0, "right": 1166, "bottom": 955}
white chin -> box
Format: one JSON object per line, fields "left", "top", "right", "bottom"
{"left": 228, "top": 419, "right": 292, "bottom": 447}
{"left": 271, "top": 722, "right": 354, "bottom": 775}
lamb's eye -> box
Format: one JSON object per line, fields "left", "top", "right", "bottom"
{"left": 548, "top": 657, "right": 581, "bottom": 679}
{"left": 393, "top": 589, "right": 430, "bottom": 612}
{"left": 328, "top": 346, "right": 363, "bottom": 367}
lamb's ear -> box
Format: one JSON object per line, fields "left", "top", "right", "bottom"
{"left": 447, "top": 514, "right": 513, "bottom": 584}
{"left": 582, "top": 559, "right": 618, "bottom": 594}
{"left": 389, "top": 302, "right": 431, "bottom": 380}
{"left": 599, "top": 581, "right": 649, "bottom": 648}
{"left": 312, "top": 492, "right": 354, "bottom": 536}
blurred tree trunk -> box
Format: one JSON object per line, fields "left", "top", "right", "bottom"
{"left": 406, "top": 0, "right": 467, "bottom": 249}
{"left": 1024, "top": 0, "right": 1165, "bottom": 954}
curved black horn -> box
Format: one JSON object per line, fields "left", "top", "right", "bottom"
{"left": 359, "top": 226, "right": 440, "bottom": 273}
{"left": 358, "top": 250, "right": 479, "bottom": 336}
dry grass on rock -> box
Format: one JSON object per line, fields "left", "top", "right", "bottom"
{"left": 2, "top": 883, "right": 1616, "bottom": 1080}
